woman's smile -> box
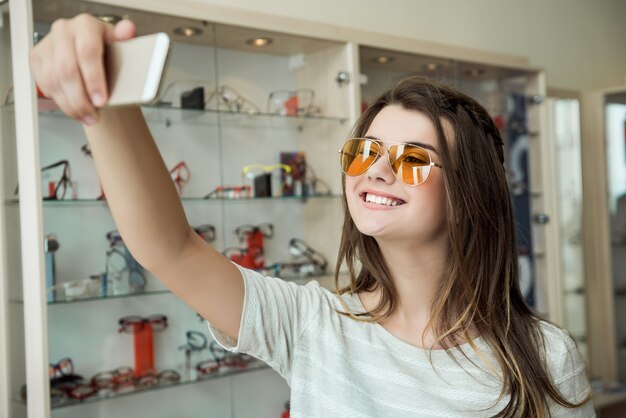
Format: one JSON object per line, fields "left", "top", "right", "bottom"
{"left": 359, "top": 189, "right": 406, "bottom": 210}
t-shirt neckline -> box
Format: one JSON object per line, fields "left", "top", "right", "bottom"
{"left": 349, "top": 291, "right": 486, "bottom": 359}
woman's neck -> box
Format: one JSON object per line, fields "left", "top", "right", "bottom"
{"left": 360, "top": 235, "right": 450, "bottom": 348}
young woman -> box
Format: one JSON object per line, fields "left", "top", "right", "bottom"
{"left": 30, "top": 15, "right": 594, "bottom": 418}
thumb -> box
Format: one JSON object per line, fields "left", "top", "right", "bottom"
{"left": 113, "top": 19, "right": 136, "bottom": 41}
{"left": 103, "top": 19, "right": 136, "bottom": 44}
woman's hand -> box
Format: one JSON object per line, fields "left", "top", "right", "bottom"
{"left": 29, "top": 14, "right": 136, "bottom": 125}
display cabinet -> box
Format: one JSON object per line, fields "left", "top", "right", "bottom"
{"left": 4, "top": 1, "right": 355, "bottom": 417}
{"left": 0, "top": 0, "right": 596, "bottom": 417}
{"left": 579, "top": 86, "right": 626, "bottom": 415}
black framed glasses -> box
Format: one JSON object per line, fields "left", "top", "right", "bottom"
{"left": 15, "top": 160, "right": 73, "bottom": 200}
{"left": 42, "top": 160, "right": 72, "bottom": 200}
{"left": 339, "top": 138, "right": 442, "bottom": 186}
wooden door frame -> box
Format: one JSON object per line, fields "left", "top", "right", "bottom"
{"left": 580, "top": 86, "right": 626, "bottom": 381}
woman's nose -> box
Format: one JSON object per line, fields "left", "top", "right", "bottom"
{"left": 367, "top": 148, "right": 396, "bottom": 184}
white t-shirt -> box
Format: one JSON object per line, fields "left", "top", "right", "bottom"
{"left": 207, "top": 265, "right": 595, "bottom": 418}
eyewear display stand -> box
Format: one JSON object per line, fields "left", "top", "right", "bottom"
{"left": 132, "top": 323, "right": 155, "bottom": 378}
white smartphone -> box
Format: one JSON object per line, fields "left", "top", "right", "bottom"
{"left": 105, "top": 33, "right": 171, "bottom": 106}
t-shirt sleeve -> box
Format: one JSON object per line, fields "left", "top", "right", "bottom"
{"left": 546, "top": 327, "right": 596, "bottom": 417}
{"left": 206, "top": 263, "right": 324, "bottom": 380}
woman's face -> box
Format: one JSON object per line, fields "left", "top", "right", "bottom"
{"left": 345, "top": 105, "right": 450, "bottom": 244}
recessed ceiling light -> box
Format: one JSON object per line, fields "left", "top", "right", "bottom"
{"left": 173, "top": 26, "right": 203, "bottom": 37}
{"left": 373, "top": 56, "right": 394, "bottom": 64}
{"left": 96, "top": 15, "right": 123, "bottom": 25}
{"left": 424, "top": 63, "right": 442, "bottom": 71}
{"left": 245, "top": 37, "right": 273, "bottom": 47}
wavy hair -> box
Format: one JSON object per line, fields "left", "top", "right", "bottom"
{"left": 333, "top": 75, "right": 589, "bottom": 417}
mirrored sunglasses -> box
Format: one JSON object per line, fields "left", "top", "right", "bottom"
{"left": 338, "top": 137, "right": 442, "bottom": 186}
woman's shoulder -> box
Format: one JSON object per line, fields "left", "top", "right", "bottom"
{"left": 537, "top": 320, "right": 577, "bottom": 352}
{"left": 535, "top": 321, "right": 594, "bottom": 413}
{"left": 536, "top": 320, "right": 588, "bottom": 385}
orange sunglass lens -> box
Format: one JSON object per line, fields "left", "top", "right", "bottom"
{"left": 389, "top": 145, "right": 431, "bottom": 186}
{"left": 341, "top": 139, "right": 379, "bottom": 176}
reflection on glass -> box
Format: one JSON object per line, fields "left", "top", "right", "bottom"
{"left": 552, "top": 98, "right": 587, "bottom": 357}
{"left": 606, "top": 96, "right": 626, "bottom": 382}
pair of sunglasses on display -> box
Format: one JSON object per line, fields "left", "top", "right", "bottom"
{"left": 338, "top": 137, "right": 442, "bottom": 186}
{"left": 178, "top": 330, "right": 208, "bottom": 352}
{"left": 91, "top": 366, "right": 134, "bottom": 391}
{"left": 118, "top": 314, "right": 168, "bottom": 333}
{"left": 14, "top": 159, "right": 73, "bottom": 201}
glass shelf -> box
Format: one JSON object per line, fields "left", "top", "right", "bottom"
{"left": 9, "top": 271, "right": 339, "bottom": 306}
{"left": 47, "top": 288, "right": 173, "bottom": 305}
{"left": 16, "top": 361, "right": 270, "bottom": 410}
{"left": 0, "top": 102, "right": 348, "bottom": 129}
{"left": 4, "top": 194, "right": 342, "bottom": 206}
{"left": 141, "top": 105, "right": 348, "bottom": 129}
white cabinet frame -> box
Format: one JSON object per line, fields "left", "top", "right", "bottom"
{"left": 6, "top": 1, "right": 51, "bottom": 417}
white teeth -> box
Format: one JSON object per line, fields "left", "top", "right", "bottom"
{"left": 364, "top": 193, "right": 401, "bottom": 207}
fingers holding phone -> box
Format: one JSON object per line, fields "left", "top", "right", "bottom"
{"left": 29, "top": 13, "right": 136, "bottom": 125}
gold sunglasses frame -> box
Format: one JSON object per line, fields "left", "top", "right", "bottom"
{"left": 338, "top": 137, "right": 443, "bottom": 186}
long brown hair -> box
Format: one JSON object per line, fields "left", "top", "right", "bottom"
{"left": 333, "top": 75, "right": 589, "bottom": 417}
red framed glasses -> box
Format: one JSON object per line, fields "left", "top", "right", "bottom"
{"left": 169, "top": 161, "right": 190, "bottom": 196}
{"left": 118, "top": 315, "right": 168, "bottom": 334}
